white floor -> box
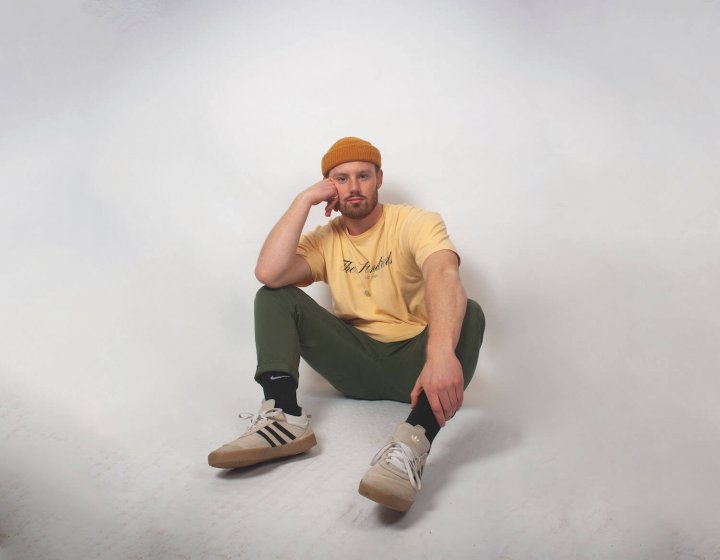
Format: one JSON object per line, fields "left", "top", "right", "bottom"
{"left": 2, "top": 366, "right": 718, "bottom": 560}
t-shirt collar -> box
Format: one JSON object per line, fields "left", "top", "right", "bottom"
{"left": 343, "top": 204, "right": 386, "bottom": 240}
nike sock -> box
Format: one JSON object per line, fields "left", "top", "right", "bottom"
{"left": 405, "top": 392, "right": 441, "bottom": 444}
{"left": 259, "top": 372, "right": 302, "bottom": 416}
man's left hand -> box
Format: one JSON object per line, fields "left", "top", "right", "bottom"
{"left": 410, "top": 351, "right": 464, "bottom": 428}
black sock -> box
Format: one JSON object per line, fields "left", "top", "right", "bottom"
{"left": 258, "top": 372, "right": 301, "bottom": 416}
{"left": 405, "top": 392, "right": 441, "bottom": 444}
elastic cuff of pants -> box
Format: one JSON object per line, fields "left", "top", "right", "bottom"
{"left": 254, "top": 364, "right": 299, "bottom": 384}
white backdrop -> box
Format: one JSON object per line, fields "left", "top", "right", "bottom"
{"left": 2, "top": 1, "right": 719, "bottom": 559}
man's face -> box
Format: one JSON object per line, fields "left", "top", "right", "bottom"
{"left": 328, "top": 161, "right": 383, "bottom": 220}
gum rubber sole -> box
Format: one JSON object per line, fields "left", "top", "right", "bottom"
{"left": 208, "top": 432, "right": 317, "bottom": 469}
{"left": 358, "top": 480, "right": 414, "bottom": 512}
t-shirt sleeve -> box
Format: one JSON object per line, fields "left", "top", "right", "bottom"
{"left": 296, "top": 226, "right": 328, "bottom": 283}
{"left": 403, "top": 210, "right": 459, "bottom": 269}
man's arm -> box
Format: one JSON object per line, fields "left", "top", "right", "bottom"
{"left": 255, "top": 178, "right": 339, "bottom": 288}
{"left": 410, "top": 249, "right": 468, "bottom": 427}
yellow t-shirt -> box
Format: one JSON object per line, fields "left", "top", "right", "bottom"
{"left": 296, "top": 204, "right": 458, "bottom": 343}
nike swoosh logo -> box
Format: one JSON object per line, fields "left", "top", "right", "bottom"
{"left": 269, "top": 375, "right": 291, "bottom": 381}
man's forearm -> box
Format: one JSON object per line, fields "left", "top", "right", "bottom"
{"left": 255, "top": 194, "right": 312, "bottom": 285}
{"left": 424, "top": 264, "right": 467, "bottom": 358}
{"left": 411, "top": 252, "right": 468, "bottom": 422}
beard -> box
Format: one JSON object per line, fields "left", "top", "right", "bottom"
{"left": 338, "top": 186, "right": 379, "bottom": 220}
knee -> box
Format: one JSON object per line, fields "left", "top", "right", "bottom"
{"left": 459, "top": 299, "right": 485, "bottom": 388}
{"left": 466, "top": 299, "right": 486, "bottom": 337}
{"left": 254, "top": 285, "right": 311, "bottom": 315}
{"left": 255, "top": 285, "right": 275, "bottom": 307}
{"left": 255, "top": 284, "right": 301, "bottom": 303}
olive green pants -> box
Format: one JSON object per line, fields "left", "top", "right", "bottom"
{"left": 253, "top": 286, "right": 485, "bottom": 403}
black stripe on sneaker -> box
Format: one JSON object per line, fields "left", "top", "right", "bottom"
{"left": 271, "top": 422, "right": 297, "bottom": 441}
{"left": 256, "top": 429, "right": 277, "bottom": 448}
{"left": 263, "top": 425, "right": 287, "bottom": 445}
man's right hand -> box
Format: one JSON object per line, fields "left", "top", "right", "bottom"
{"left": 301, "top": 178, "right": 339, "bottom": 217}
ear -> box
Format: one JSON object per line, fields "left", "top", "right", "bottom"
{"left": 376, "top": 168, "right": 383, "bottom": 189}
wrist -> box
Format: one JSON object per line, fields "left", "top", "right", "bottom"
{"left": 425, "top": 340, "right": 456, "bottom": 359}
{"left": 294, "top": 191, "right": 315, "bottom": 210}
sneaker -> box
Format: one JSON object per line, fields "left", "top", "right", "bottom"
{"left": 358, "top": 423, "right": 430, "bottom": 512}
{"left": 208, "top": 399, "right": 317, "bottom": 468}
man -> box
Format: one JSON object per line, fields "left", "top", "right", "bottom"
{"left": 208, "top": 137, "right": 485, "bottom": 512}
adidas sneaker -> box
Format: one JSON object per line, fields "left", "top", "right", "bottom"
{"left": 358, "top": 422, "right": 430, "bottom": 512}
{"left": 208, "top": 399, "right": 317, "bottom": 468}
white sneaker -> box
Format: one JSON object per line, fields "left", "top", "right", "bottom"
{"left": 358, "top": 423, "right": 430, "bottom": 511}
{"left": 208, "top": 399, "right": 317, "bottom": 468}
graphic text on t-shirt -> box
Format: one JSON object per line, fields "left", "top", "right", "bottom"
{"left": 342, "top": 252, "right": 393, "bottom": 275}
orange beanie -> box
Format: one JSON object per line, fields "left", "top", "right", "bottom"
{"left": 321, "top": 137, "right": 382, "bottom": 177}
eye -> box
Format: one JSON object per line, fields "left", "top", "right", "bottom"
{"left": 360, "top": 174, "right": 368, "bottom": 179}
{"left": 335, "top": 176, "right": 347, "bottom": 183}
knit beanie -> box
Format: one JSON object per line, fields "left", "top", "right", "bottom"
{"left": 321, "top": 137, "right": 382, "bottom": 177}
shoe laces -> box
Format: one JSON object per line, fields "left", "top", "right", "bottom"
{"left": 370, "top": 441, "right": 423, "bottom": 490}
{"left": 238, "top": 407, "right": 282, "bottom": 431}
